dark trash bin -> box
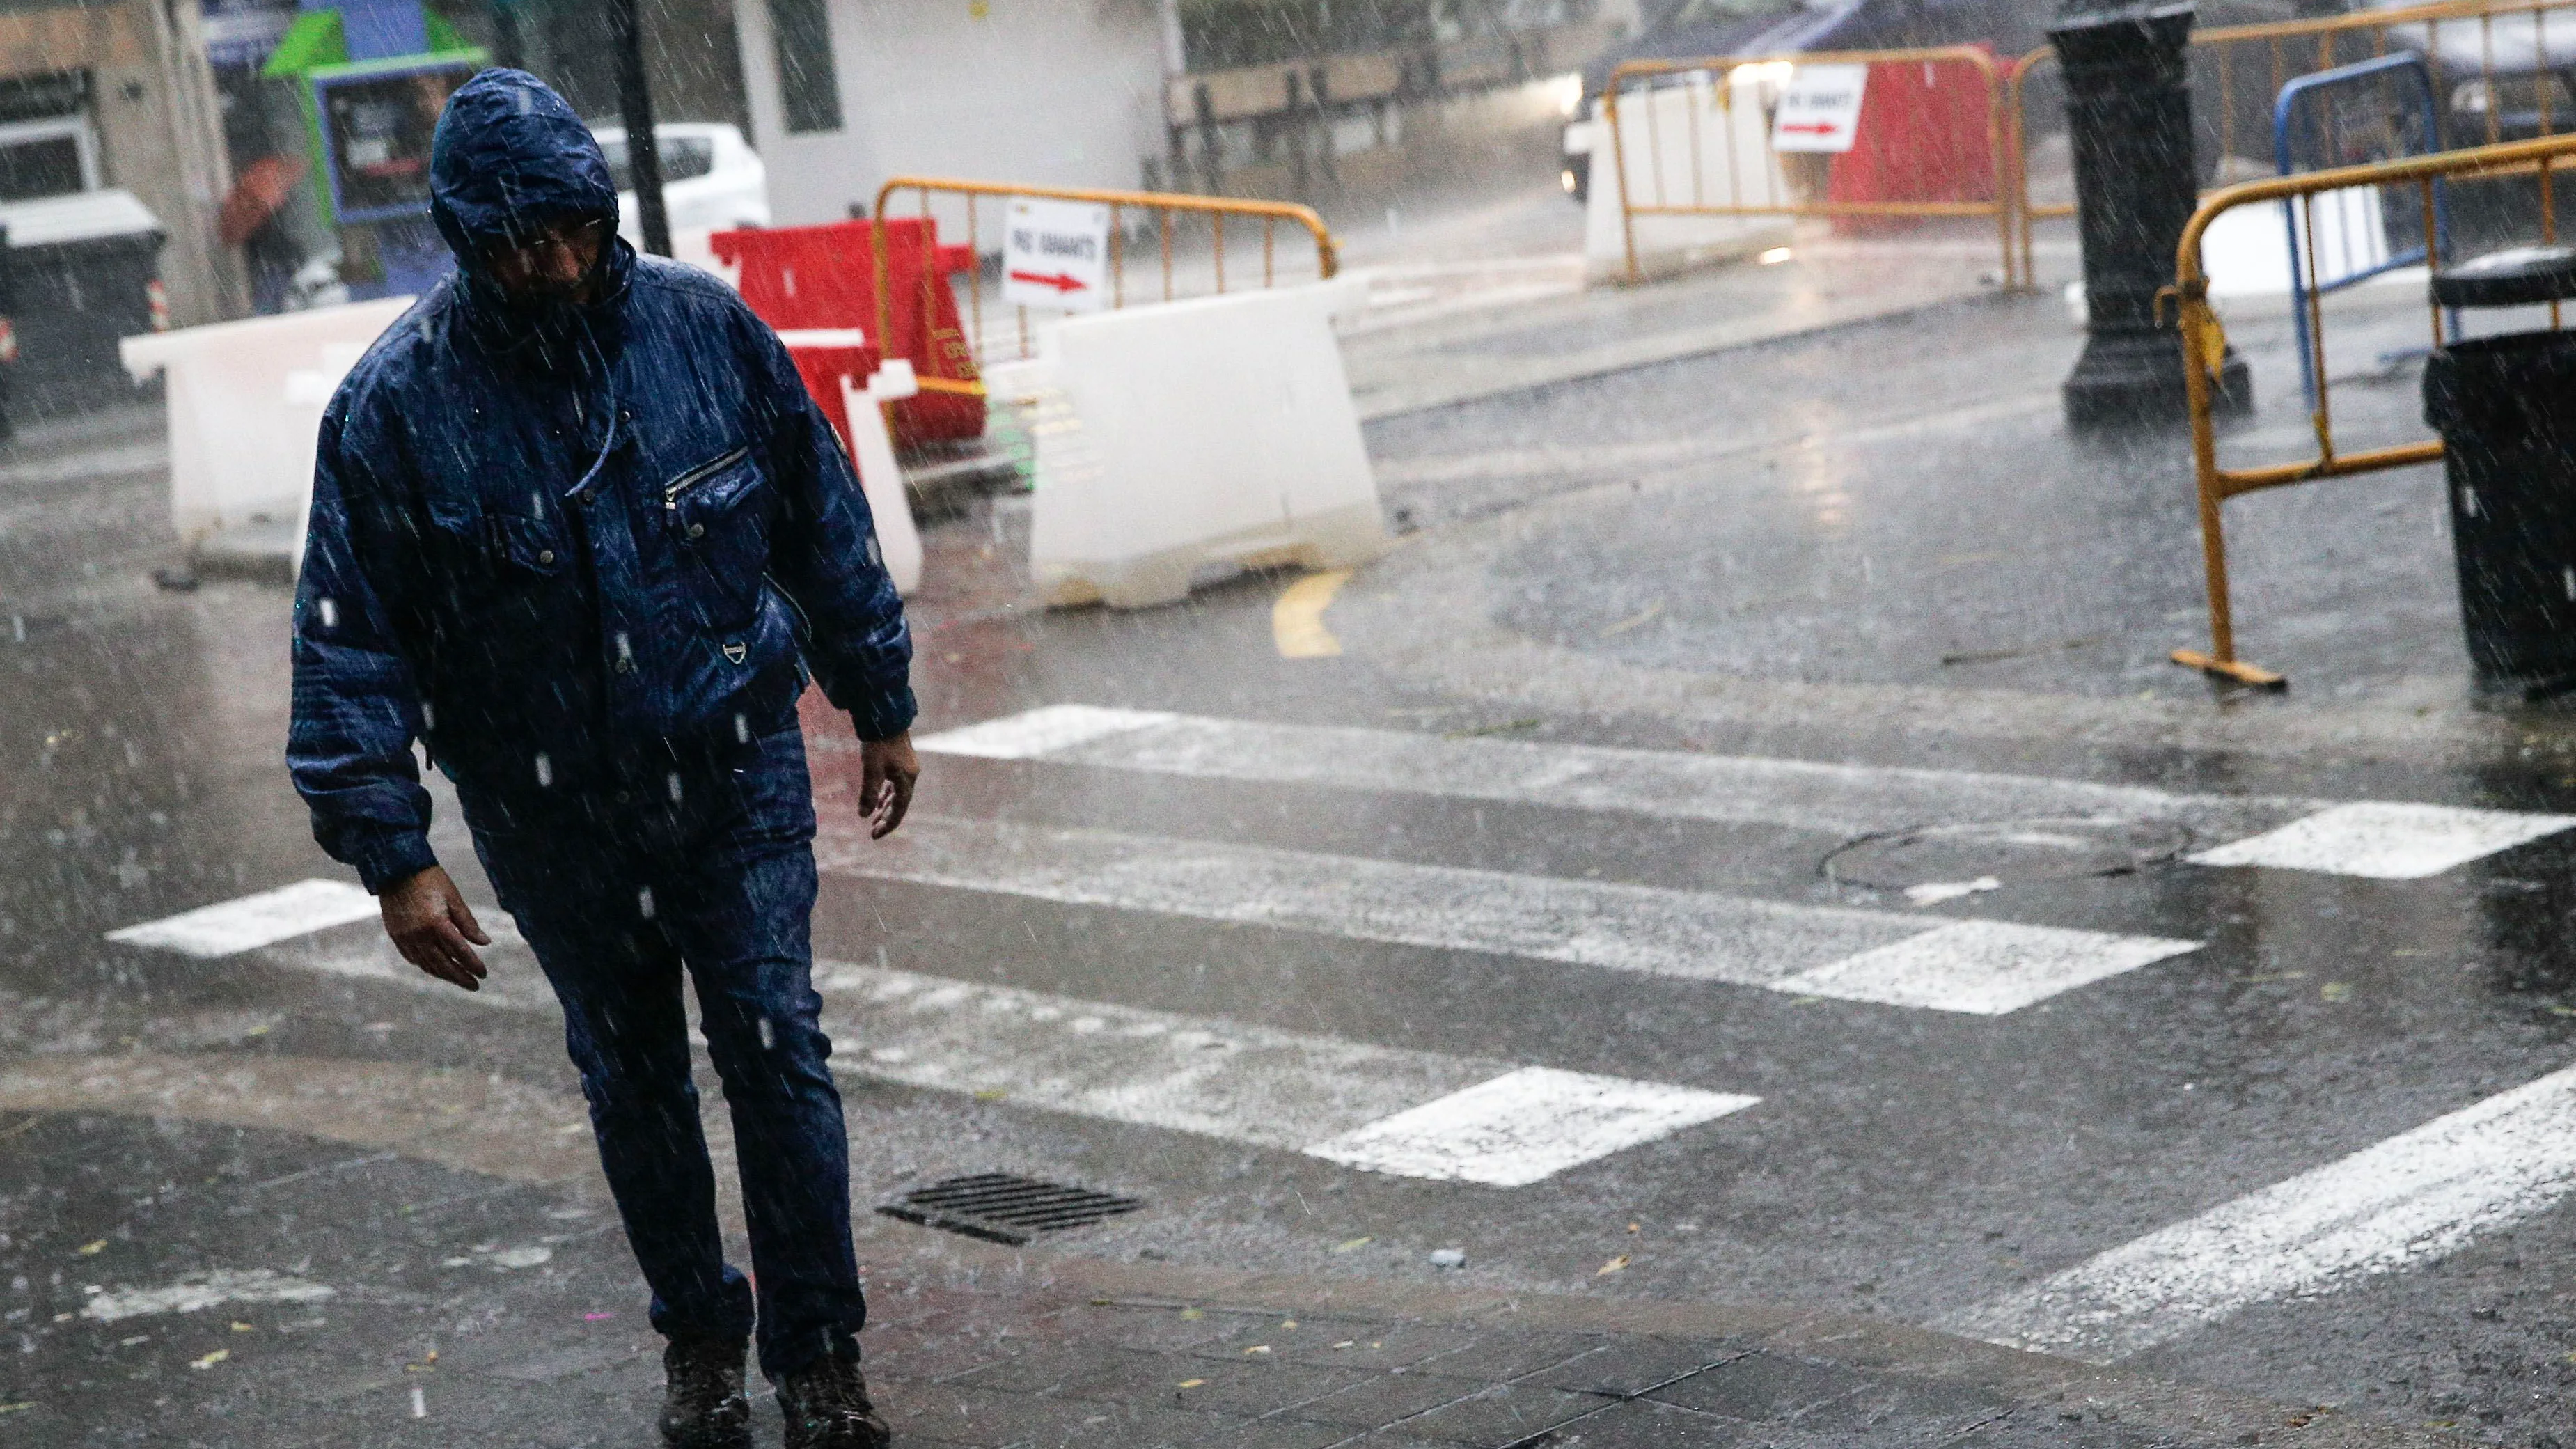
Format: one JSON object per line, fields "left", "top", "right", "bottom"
{"left": 2421, "top": 244, "right": 2576, "bottom": 697}
{"left": 0, "top": 190, "right": 166, "bottom": 417}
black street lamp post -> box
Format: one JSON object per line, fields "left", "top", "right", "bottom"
{"left": 2053, "top": 0, "right": 2249, "bottom": 428}
{"left": 606, "top": 0, "right": 671, "bottom": 258}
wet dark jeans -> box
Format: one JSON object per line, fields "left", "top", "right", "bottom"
{"left": 459, "top": 724, "right": 863, "bottom": 1380}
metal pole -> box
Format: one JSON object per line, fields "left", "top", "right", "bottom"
{"left": 2053, "top": 0, "right": 2249, "bottom": 427}
{"left": 492, "top": 0, "right": 526, "bottom": 70}
{"left": 607, "top": 0, "right": 670, "bottom": 257}
{"left": 1194, "top": 83, "right": 1225, "bottom": 194}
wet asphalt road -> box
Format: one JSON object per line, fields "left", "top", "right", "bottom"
{"left": 8, "top": 281, "right": 2576, "bottom": 1444}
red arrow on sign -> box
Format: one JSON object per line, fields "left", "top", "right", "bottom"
{"left": 1777, "top": 122, "right": 1841, "bottom": 135}
{"left": 1009, "top": 269, "right": 1089, "bottom": 295}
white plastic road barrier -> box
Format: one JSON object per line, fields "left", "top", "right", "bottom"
{"left": 2067, "top": 186, "right": 2405, "bottom": 323}
{"left": 121, "top": 298, "right": 414, "bottom": 547}
{"left": 2200, "top": 184, "right": 2388, "bottom": 298}
{"left": 779, "top": 327, "right": 923, "bottom": 597}
{"left": 991, "top": 278, "right": 1390, "bottom": 610}
{"left": 1582, "top": 70, "right": 1798, "bottom": 284}
{"left": 834, "top": 360, "right": 925, "bottom": 596}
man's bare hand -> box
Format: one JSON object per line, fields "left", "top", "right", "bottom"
{"left": 382, "top": 866, "right": 491, "bottom": 991}
{"left": 859, "top": 730, "right": 920, "bottom": 839}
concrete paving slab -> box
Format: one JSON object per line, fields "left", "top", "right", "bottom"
{"left": 1537, "top": 1397, "right": 1758, "bottom": 1446}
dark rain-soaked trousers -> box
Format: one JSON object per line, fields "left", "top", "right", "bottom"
{"left": 458, "top": 723, "right": 863, "bottom": 1380}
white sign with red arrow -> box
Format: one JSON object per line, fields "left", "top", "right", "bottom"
{"left": 1770, "top": 63, "right": 1868, "bottom": 153}
{"left": 1004, "top": 197, "right": 1112, "bottom": 313}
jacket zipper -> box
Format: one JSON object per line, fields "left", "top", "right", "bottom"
{"left": 663, "top": 447, "right": 748, "bottom": 512}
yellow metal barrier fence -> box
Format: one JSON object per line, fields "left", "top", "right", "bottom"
{"left": 870, "top": 177, "right": 1339, "bottom": 399}
{"left": 2009, "top": 0, "right": 2576, "bottom": 289}
{"left": 1602, "top": 46, "right": 2018, "bottom": 286}
{"left": 2170, "top": 132, "right": 2576, "bottom": 687}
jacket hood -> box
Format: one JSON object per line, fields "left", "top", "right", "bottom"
{"left": 428, "top": 68, "right": 631, "bottom": 373}
{"left": 430, "top": 69, "right": 618, "bottom": 265}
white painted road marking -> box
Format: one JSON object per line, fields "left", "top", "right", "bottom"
{"left": 815, "top": 963, "right": 1756, "bottom": 1185}
{"left": 1771, "top": 919, "right": 2197, "bottom": 1016}
{"left": 1938, "top": 1063, "right": 2576, "bottom": 1363}
{"left": 251, "top": 925, "right": 556, "bottom": 1011}
{"left": 80, "top": 1269, "right": 336, "bottom": 1323}
{"left": 1302, "top": 1066, "right": 1759, "bottom": 1187}
{"left": 921, "top": 705, "right": 2576, "bottom": 879}
{"left": 816, "top": 816, "right": 2199, "bottom": 1015}
{"left": 927, "top": 703, "right": 1172, "bottom": 758}
{"left": 118, "top": 818, "right": 2201, "bottom": 1017}
{"left": 918, "top": 705, "right": 2287, "bottom": 841}
{"left": 106, "top": 880, "right": 379, "bottom": 958}
{"left": 198, "top": 927, "right": 1756, "bottom": 1186}
{"left": 2186, "top": 801, "right": 2576, "bottom": 880}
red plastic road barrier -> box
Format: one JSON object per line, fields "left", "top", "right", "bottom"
{"left": 712, "top": 218, "right": 984, "bottom": 448}
{"left": 780, "top": 337, "right": 880, "bottom": 460}
{"left": 1825, "top": 48, "right": 1997, "bottom": 236}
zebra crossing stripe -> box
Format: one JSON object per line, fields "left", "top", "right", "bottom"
{"left": 918, "top": 705, "right": 2576, "bottom": 879}
{"left": 141, "top": 919, "right": 1757, "bottom": 1186}
{"left": 916, "top": 705, "right": 2278, "bottom": 840}
{"left": 815, "top": 816, "right": 2199, "bottom": 1015}
{"left": 252, "top": 923, "right": 556, "bottom": 1011}
{"left": 815, "top": 962, "right": 1758, "bottom": 1186}
{"left": 1770, "top": 919, "right": 2197, "bottom": 1016}
{"left": 113, "top": 827, "right": 2201, "bottom": 1017}
{"left": 2185, "top": 801, "right": 2576, "bottom": 880}
{"left": 1301, "top": 1066, "right": 1757, "bottom": 1186}
{"left": 1938, "top": 1061, "right": 2576, "bottom": 1363}
{"left": 105, "top": 880, "right": 379, "bottom": 958}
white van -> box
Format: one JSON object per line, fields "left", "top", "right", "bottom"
{"left": 592, "top": 122, "right": 770, "bottom": 244}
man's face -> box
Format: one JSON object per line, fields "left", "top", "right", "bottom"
{"left": 485, "top": 217, "right": 606, "bottom": 308}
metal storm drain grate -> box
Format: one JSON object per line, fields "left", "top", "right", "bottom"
{"left": 877, "top": 1173, "right": 1143, "bottom": 1246}
{"left": 1825, "top": 817, "right": 2192, "bottom": 892}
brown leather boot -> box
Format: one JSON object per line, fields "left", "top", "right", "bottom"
{"left": 657, "top": 1336, "right": 753, "bottom": 1449}
{"left": 774, "top": 1344, "right": 890, "bottom": 1449}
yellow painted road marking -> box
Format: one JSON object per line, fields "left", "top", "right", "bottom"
{"left": 1601, "top": 602, "right": 1663, "bottom": 637}
{"left": 1273, "top": 570, "right": 1351, "bottom": 659}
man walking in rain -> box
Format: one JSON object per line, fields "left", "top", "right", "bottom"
{"left": 287, "top": 70, "right": 913, "bottom": 1449}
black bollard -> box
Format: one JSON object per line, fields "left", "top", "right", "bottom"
{"left": 2053, "top": 0, "right": 2249, "bottom": 428}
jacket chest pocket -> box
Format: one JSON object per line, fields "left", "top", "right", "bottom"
{"left": 427, "top": 497, "right": 568, "bottom": 614}
{"left": 663, "top": 446, "right": 769, "bottom": 629}
{"left": 489, "top": 514, "right": 568, "bottom": 577}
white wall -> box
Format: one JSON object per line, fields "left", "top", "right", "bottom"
{"left": 734, "top": 0, "right": 1168, "bottom": 227}
{"left": 1596, "top": 0, "right": 1647, "bottom": 31}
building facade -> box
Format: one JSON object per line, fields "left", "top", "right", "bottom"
{"left": 724, "top": 0, "right": 1621, "bottom": 226}
{"left": 730, "top": 0, "right": 1171, "bottom": 226}
{"left": 0, "top": 0, "right": 238, "bottom": 327}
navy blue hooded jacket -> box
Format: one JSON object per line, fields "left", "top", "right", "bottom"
{"left": 288, "top": 70, "right": 914, "bottom": 893}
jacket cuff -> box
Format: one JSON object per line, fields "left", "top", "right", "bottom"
{"left": 345, "top": 829, "right": 440, "bottom": 895}
{"left": 845, "top": 684, "right": 918, "bottom": 743}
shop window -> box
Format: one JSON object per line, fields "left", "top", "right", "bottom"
{"left": 0, "top": 70, "right": 89, "bottom": 126}
{"left": 766, "top": 0, "right": 841, "bottom": 134}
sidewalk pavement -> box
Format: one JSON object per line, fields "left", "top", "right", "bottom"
{"left": 0, "top": 1050, "right": 2461, "bottom": 1448}
{"left": 838, "top": 1251, "right": 2451, "bottom": 1449}
{"left": 1340, "top": 222, "right": 2064, "bottom": 422}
